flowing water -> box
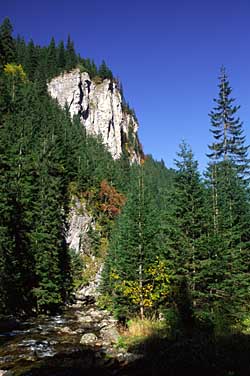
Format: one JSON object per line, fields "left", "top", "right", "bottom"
{"left": 0, "top": 306, "right": 93, "bottom": 375}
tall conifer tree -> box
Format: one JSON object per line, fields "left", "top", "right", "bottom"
{"left": 0, "top": 18, "right": 16, "bottom": 68}
{"left": 65, "top": 35, "right": 77, "bottom": 71}
{"left": 208, "top": 66, "right": 249, "bottom": 177}
{"left": 206, "top": 68, "right": 250, "bottom": 322}
{"left": 170, "top": 142, "right": 207, "bottom": 313}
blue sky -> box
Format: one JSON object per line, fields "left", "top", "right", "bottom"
{"left": 1, "top": 0, "right": 250, "bottom": 172}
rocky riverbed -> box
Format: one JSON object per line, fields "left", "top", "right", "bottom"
{"left": 0, "top": 292, "right": 141, "bottom": 376}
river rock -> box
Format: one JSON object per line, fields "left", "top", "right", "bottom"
{"left": 77, "top": 315, "right": 93, "bottom": 324}
{"left": 87, "top": 308, "right": 105, "bottom": 320}
{"left": 59, "top": 326, "right": 77, "bottom": 335}
{"left": 80, "top": 333, "right": 98, "bottom": 345}
{"left": 100, "top": 325, "right": 119, "bottom": 344}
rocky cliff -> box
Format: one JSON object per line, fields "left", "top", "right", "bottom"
{"left": 67, "top": 198, "right": 93, "bottom": 254}
{"left": 48, "top": 69, "right": 142, "bottom": 162}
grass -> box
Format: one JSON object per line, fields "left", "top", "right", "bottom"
{"left": 116, "top": 317, "right": 167, "bottom": 351}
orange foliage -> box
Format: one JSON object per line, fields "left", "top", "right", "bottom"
{"left": 99, "top": 180, "right": 126, "bottom": 218}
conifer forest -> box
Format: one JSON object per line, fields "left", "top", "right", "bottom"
{"left": 0, "top": 18, "right": 250, "bottom": 375}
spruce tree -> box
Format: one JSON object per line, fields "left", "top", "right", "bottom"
{"left": 15, "top": 35, "right": 26, "bottom": 67}
{"left": 102, "top": 162, "right": 167, "bottom": 319}
{"left": 98, "top": 60, "right": 113, "bottom": 80}
{"left": 0, "top": 18, "right": 16, "bottom": 69}
{"left": 24, "top": 39, "right": 38, "bottom": 81}
{"left": 208, "top": 66, "right": 249, "bottom": 177}
{"left": 0, "top": 77, "right": 39, "bottom": 313}
{"left": 81, "top": 58, "right": 98, "bottom": 78}
{"left": 206, "top": 68, "right": 250, "bottom": 324}
{"left": 57, "top": 40, "right": 66, "bottom": 71}
{"left": 31, "top": 165, "right": 66, "bottom": 312}
{"left": 47, "top": 37, "right": 57, "bottom": 79}
{"left": 65, "top": 35, "right": 77, "bottom": 71}
{"left": 170, "top": 142, "right": 207, "bottom": 314}
{"left": 205, "top": 159, "right": 250, "bottom": 319}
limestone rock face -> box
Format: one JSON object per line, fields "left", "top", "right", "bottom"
{"left": 67, "top": 198, "right": 93, "bottom": 254}
{"left": 48, "top": 69, "right": 141, "bottom": 162}
{"left": 67, "top": 197, "right": 102, "bottom": 303}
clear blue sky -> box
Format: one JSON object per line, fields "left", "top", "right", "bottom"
{"left": 1, "top": 0, "right": 250, "bottom": 172}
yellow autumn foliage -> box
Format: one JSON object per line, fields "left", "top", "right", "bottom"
{"left": 4, "top": 63, "right": 27, "bottom": 81}
{"left": 110, "top": 257, "right": 171, "bottom": 310}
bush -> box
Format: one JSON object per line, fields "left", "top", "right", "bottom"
{"left": 161, "top": 307, "right": 182, "bottom": 338}
{"left": 242, "top": 314, "right": 250, "bottom": 334}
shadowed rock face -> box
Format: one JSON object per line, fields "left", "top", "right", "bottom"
{"left": 48, "top": 69, "right": 140, "bottom": 162}
{"left": 67, "top": 198, "right": 93, "bottom": 254}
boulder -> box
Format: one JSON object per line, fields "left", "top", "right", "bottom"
{"left": 80, "top": 333, "right": 98, "bottom": 345}
{"left": 100, "top": 325, "right": 119, "bottom": 344}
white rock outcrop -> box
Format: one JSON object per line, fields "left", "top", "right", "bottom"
{"left": 67, "top": 198, "right": 92, "bottom": 254}
{"left": 48, "top": 69, "right": 141, "bottom": 162}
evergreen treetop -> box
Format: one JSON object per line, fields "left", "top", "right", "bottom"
{"left": 0, "top": 17, "right": 16, "bottom": 68}
{"left": 208, "top": 66, "right": 249, "bottom": 177}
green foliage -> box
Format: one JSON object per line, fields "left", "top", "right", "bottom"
{"left": 204, "top": 69, "right": 250, "bottom": 324}
{"left": 69, "top": 249, "right": 86, "bottom": 289}
{"left": 0, "top": 71, "right": 74, "bottom": 314}
{"left": 78, "top": 58, "right": 98, "bottom": 78}
{"left": 166, "top": 141, "right": 208, "bottom": 316}
{"left": 1, "top": 19, "right": 250, "bottom": 338}
{"left": 98, "top": 60, "right": 113, "bottom": 80}
{"left": 57, "top": 40, "right": 66, "bottom": 70}
{"left": 0, "top": 18, "right": 115, "bottom": 90}
{"left": 0, "top": 38, "right": 136, "bottom": 315}
{"left": 0, "top": 18, "right": 16, "bottom": 69}
{"left": 208, "top": 66, "right": 249, "bottom": 177}
{"left": 205, "top": 82, "right": 249, "bottom": 321}
{"left": 47, "top": 37, "right": 57, "bottom": 79}
{"left": 65, "top": 34, "right": 78, "bottom": 71}
{"left": 241, "top": 314, "right": 250, "bottom": 334}
{"left": 102, "top": 160, "right": 173, "bottom": 319}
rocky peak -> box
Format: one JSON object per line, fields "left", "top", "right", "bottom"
{"left": 48, "top": 69, "right": 142, "bottom": 162}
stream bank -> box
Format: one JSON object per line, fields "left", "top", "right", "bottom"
{"left": 0, "top": 292, "right": 141, "bottom": 376}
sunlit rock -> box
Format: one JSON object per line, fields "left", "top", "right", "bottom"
{"left": 48, "top": 69, "right": 141, "bottom": 162}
